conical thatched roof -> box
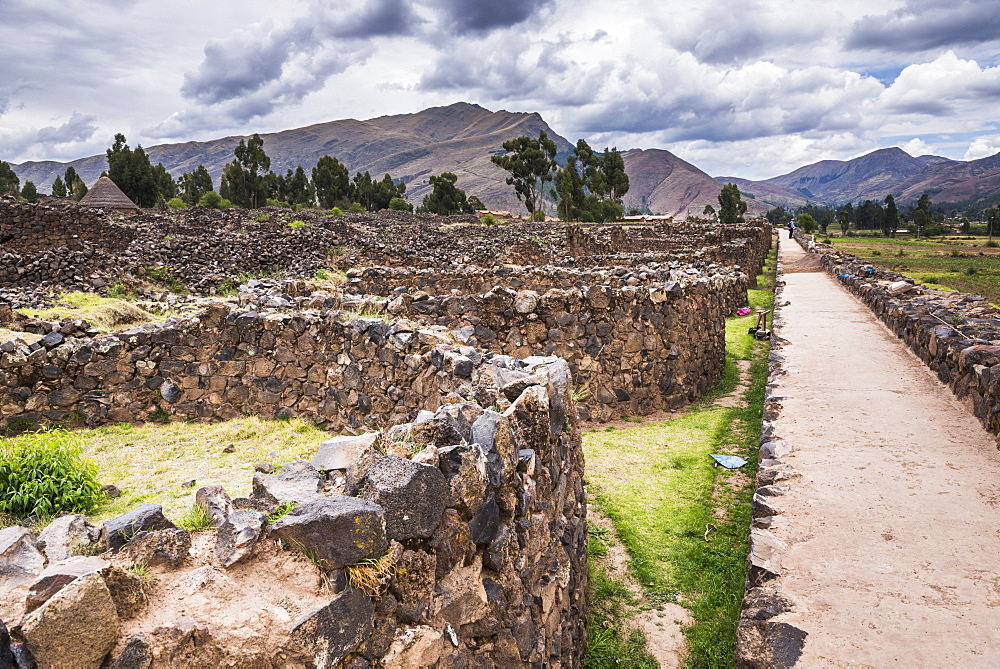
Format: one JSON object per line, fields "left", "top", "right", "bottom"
{"left": 78, "top": 176, "right": 139, "bottom": 211}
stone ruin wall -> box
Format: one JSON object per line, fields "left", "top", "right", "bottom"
{"left": 380, "top": 279, "right": 738, "bottom": 421}
{"left": 789, "top": 229, "right": 1000, "bottom": 439}
{"left": 0, "top": 200, "right": 134, "bottom": 254}
{"left": 0, "top": 200, "right": 778, "bottom": 666}
{"left": 0, "top": 270, "right": 736, "bottom": 428}
{"left": 0, "top": 351, "right": 588, "bottom": 667}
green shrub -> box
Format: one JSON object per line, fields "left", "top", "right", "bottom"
{"left": 348, "top": 202, "right": 365, "bottom": 213}
{"left": 965, "top": 265, "right": 979, "bottom": 275}
{"left": 532, "top": 210, "right": 546, "bottom": 222}
{"left": 198, "top": 191, "right": 231, "bottom": 209}
{"left": 0, "top": 430, "right": 104, "bottom": 518}
{"left": 289, "top": 219, "right": 306, "bottom": 229}
{"left": 481, "top": 213, "right": 497, "bottom": 226}
{"left": 330, "top": 207, "right": 344, "bottom": 216}
{"left": 266, "top": 198, "right": 291, "bottom": 209}
{"left": 177, "top": 502, "right": 214, "bottom": 532}
{"left": 144, "top": 265, "right": 185, "bottom": 292}
{"left": 388, "top": 197, "right": 412, "bottom": 212}
{"left": 986, "top": 240, "right": 999, "bottom": 248}
{"left": 166, "top": 197, "right": 186, "bottom": 210}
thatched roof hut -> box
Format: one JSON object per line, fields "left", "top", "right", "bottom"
{"left": 78, "top": 176, "right": 139, "bottom": 212}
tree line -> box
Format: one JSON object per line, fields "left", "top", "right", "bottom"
{"left": 489, "top": 131, "right": 630, "bottom": 222}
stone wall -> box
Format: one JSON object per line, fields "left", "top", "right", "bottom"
{"left": 381, "top": 279, "right": 738, "bottom": 421}
{"left": 0, "top": 199, "right": 132, "bottom": 254}
{"left": 790, "top": 230, "right": 1000, "bottom": 439}
{"left": 2, "top": 269, "right": 743, "bottom": 426}
{"left": 1, "top": 303, "right": 543, "bottom": 432}
{"left": 0, "top": 354, "right": 588, "bottom": 667}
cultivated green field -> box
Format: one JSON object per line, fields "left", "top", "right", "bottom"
{"left": 825, "top": 234, "right": 1000, "bottom": 305}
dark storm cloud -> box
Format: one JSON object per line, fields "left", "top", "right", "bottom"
{"left": 433, "top": 0, "right": 554, "bottom": 34}
{"left": 847, "top": 0, "right": 1000, "bottom": 52}
{"left": 180, "top": 26, "right": 299, "bottom": 104}
{"left": 0, "top": 112, "right": 98, "bottom": 158}
{"left": 181, "top": 0, "right": 418, "bottom": 107}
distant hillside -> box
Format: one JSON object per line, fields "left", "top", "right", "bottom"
{"left": 763, "top": 147, "right": 928, "bottom": 204}
{"left": 727, "top": 148, "right": 1000, "bottom": 210}
{"left": 14, "top": 103, "right": 1000, "bottom": 215}
{"left": 712, "top": 176, "right": 810, "bottom": 210}
{"left": 893, "top": 152, "right": 1000, "bottom": 208}
{"left": 11, "top": 103, "right": 574, "bottom": 212}
{"left": 622, "top": 149, "right": 767, "bottom": 219}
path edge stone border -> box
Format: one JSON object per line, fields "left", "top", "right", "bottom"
{"left": 734, "top": 232, "right": 808, "bottom": 668}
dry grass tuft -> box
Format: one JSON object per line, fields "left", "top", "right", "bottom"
{"left": 346, "top": 551, "right": 396, "bottom": 596}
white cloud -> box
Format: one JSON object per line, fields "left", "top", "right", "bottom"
{"left": 879, "top": 51, "right": 1000, "bottom": 115}
{"left": 964, "top": 135, "right": 1000, "bottom": 161}
{"left": 1, "top": 0, "right": 1000, "bottom": 181}
{"left": 897, "top": 138, "right": 936, "bottom": 156}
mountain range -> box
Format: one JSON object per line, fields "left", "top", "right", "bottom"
{"left": 9, "top": 103, "right": 1000, "bottom": 215}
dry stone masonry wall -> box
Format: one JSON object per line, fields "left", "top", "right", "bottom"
{"left": 0, "top": 354, "right": 588, "bottom": 667}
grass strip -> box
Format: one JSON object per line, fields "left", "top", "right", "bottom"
{"left": 583, "top": 242, "right": 776, "bottom": 667}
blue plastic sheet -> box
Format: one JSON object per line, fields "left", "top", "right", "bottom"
{"left": 710, "top": 454, "right": 748, "bottom": 469}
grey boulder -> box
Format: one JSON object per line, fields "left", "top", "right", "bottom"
{"left": 104, "top": 504, "right": 177, "bottom": 552}
{"left": 252, "top": 460, "right": 322, "bottom": 504}
{"left": 269, "top": 497, "right": 387, "bottom": 569}
{"left": 22, "top": 572, "right": 121, "bottom": 669}
{"left": 0, "top": 526, "right": 47, "bottom": 590}
{"left": 359, "top": 456, "right": 448, "bottom": 540}
{"left": 216, "top": 510, "right": 267, "bottom": 568}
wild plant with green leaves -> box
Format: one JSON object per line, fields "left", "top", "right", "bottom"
{"left": 0, "top": 430, "right": 104, "bottom": 518}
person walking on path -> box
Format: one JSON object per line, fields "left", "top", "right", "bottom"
{"left": 788, "top": 219, "right": 795, "bottom": 238}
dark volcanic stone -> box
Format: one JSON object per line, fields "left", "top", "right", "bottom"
{"left": 469, "top": 494, "right": 500, "bottom": 546}
{"left": 359, "top": 455, "right": 448, "bottom": 540}
{"left": 126, "top": 528, "right": 191, "bottom": 568}
{"left": 216, "top": 510, "right": 266, "bottom": 568}
{"left": 104, "top": 504, "right": 177, "bottom": 552}
{"left": 109, "top": 634, "right": 152, "bottom": 669}
{"left": 290, "top": 587, "right": 375, "bottom": 667}
{"left": 269, "top": 497, "right": 387, "bottom": 569}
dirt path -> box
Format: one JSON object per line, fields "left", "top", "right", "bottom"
{"left": 769, "top": 237, "right": 1000, "bottom": 665}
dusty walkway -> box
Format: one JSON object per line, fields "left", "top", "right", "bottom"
{"left": 770, "top": 238, "right": 1000, "bottom": 665}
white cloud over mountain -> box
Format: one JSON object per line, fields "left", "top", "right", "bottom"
{"left": 1, "top": 0, "right": 998, "bottom": 179}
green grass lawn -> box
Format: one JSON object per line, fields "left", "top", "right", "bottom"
{"left": 0, "top": 417, "right": 330, "bottom": 526}
{"left": 826, "top": 235, "right": 1000, "bottom": 304}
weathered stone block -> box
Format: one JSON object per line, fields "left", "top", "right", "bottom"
{"left": 358, "top": 455, "right": 448, "bottom": 540}
{"left": 269, "top": 496, "right": 387, "bottom": 569}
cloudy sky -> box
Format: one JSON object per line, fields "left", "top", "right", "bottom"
{"left": 2, "top": 0, "right": 999, "bottom": 180}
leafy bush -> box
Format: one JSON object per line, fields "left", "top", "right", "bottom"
{"left": 330, "top": 207, "right": 344, "bottom": 216}
{"left": 481, "top": 213, "right": 497, "bottom": 226}
{"left": 0, "top": 430, "right": 104, "bottom": 518}
{"left": 349, "top": 202, "right": 366, "bottom": 213}
{"left": 531, "top": 210, "right": 546, "bottom": 222}
{"left": 198, "top": 191, "right": 231, "bottom": 209}
{"left": 986, "top": 240, "right": 999, "bottom": 248}
{"left": 388, "top": 197, "right": 412, "bottom": 212}
{"left": 965, "top": 265, "right": 979, "bottom": 275}
{"left": 144, "top": 265, "right": 185, "bottom": 292}
{"left": 166, "top": 197, "right": 186, "bottom": 210}
{"left": 266, "top": 198, "right": 291, "bottom": 208}
{"left": 288, "top": 219, "right": 306, "bottom": 229}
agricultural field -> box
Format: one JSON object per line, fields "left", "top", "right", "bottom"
{"left": 825, "top": 234, "right": 1000, "bottom": 305}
